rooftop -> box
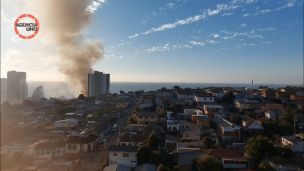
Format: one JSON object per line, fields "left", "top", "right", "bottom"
{"left": 136, "top": 112, "right": 158, "bottom": 116}
{"left": 204, "top": 104, "right": 224, "bottom": 108}
{"left": 282, "top": 134, "right": 304, "bottom": 142}
{"left": 107, "top": 145, "right": 138, "bottom": 152}
{"left": 66, "top": 133, "right": 98, "bottom": 144}
{"left": 212, "top": 117, "right": 240, "bottom": 129}
{"left": 203, "top": 149, "right": 244, "bottom": 158}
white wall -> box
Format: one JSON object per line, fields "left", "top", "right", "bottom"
{"left": 215, "top": 92, "right": 226, "bottom": 99}
{"left": 282, "top": 138, "right": 304, "bottom": 152}
{"left": 34, "top": 150, "right": 54, "bottom": 158}
{"left": 109, "top": 151, "right": 137, "bottom": 167}
{"left": 265, "top": 112, "right": 276, "bottom": 119}
{"left": 195, "top": 96, "right": 215, "bottom": 103}
{"left": 54, "top": 148, "right": 65, "bottom": 157}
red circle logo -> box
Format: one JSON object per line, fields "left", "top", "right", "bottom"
{"left": 14, "top": 14, "right": 39, "bottom": 39}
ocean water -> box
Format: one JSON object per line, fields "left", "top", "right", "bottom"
{"left": 28, "top": 81, "right": 303, "bottom": 99}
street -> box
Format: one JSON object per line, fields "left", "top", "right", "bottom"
{"left": 80, "top": 98, "right": 136, "bottom": 170}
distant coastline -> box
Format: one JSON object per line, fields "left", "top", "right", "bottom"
{"left": 27, "top": 81, "right": 303, "bottom": 99}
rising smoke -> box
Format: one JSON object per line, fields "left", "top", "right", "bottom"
{"left": 27, "top": 0, "right": 104, "bottom": 96}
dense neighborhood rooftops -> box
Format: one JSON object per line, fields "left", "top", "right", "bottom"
{"left": 212, "top": 117, "right": 240, "bottom": 129}
{"left": 282, "top": 134, "right": 304, "bottom": 142}
{"left": 107, "top": 145, "right": 138, "bottom": 152}
{"left": 34, "top": 141, "right": 65, "bottom": 150}
{"left": 203, "top": 149, "right": 244, "bottom": 158}
{"left": 204, "top": 104, "right": 224, "bottom": 108}
{"left": 66, "top": 133, "right": 98, "bottom": 144}
{"left": 136, "top": 112, "right": 158, "bottom": 116}
{"left": 177, "top": 151, "right": 202, "bottom": 165}
{"left": 3, "top": 140, "right": 41, "bottom": 148}
{"left": 55, "top": 118, "right": 78, "bottom": 123}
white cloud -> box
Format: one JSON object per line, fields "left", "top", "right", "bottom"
{"left": 146, "top": 44, "right": 171, "bottom": 52}
{"left": 142, "top": 12, "right": 207, "bottom": 35}
{"left": 248, "top": 43, "right": 255, "bottom": 46}
{"left": 258, "top": 27, "right": 276, "bottom": 31}
{"left": 152, "top": 11, "right": 157, "bottom": 16}
{"left": 276, "top": 0, "right": 297, "bottom": 10}
{"left": 254, "top": 9, "right": 271, "bottom": 15}
{"left": 240, "top": 23, "right": 247, "bottom": 27}
{"left": 207, "top": 40, "right": 219, "bottom": 44}
{"left": 166, "top": 3, "right": 176, "bottom": 8}
{"left": 141, "top": 20, "right": 148, "bottom": 24}
{"left": 222, "top": 12, "right": 233, "bottom": 16}
{"left": 212, "top": 34, "right": 220, "bottom": 38}
{"left": 189, "top": 41, "right": 205, "bottom": 46}
{"left": 207, "top": 4, "right": 228, "bottom": 15}
{"left": 261, "top": 42, "right": 271, "bottom": 44}
{"left": 86, "top": 0, "right": 107, "bottom": 13}
{"left": 129, "top": 34, "right": 139, "bottom": 38}
{"left": 243, "top": 13, "right": 250, "bottom": 17}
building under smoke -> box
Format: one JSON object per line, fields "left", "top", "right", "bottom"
{"left": 1, "top": 78, "right": 7, "bottom": 103}
{"left": 88, "top": 71, "right": 110, "bottom": 97}
{"left": 32, "top": 86, "right": 44, "bottom": 99}
{"left": 6, "top": 71, "right": 28, "bottom": 104}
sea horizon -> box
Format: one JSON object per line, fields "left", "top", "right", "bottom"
{"left": 27, "top": 81, "right": 303, "bottom": 99}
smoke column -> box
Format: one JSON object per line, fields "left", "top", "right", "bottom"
{"left": 27, "top": 0, "right": 104, "bottom": 96}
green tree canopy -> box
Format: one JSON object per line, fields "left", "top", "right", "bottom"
{"left": 220, "top": 92, "right": 236, "bottom": 104}
{"left": 194, "top": 157, "right": 223, "bottom": 171}
{"left": 157, "top": 164, "right": 172, "bottom": 171}
{"left": 147, "top": 133, "right": 160, "bottom": 150}
{"left": 127, "top": 116, "right": 135, "bottom": 125}
{"left": 136, "top": 144, "right": 152, "bottom": 164}
{"left": 258, "top": 162, "right": 274, "bottom": 171}
{"left": 244, "top": 135, "right": 275, "bottom": 163}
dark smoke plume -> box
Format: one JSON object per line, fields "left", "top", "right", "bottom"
{"left": 28, "top": 0, "right": 103, "bottom": 96}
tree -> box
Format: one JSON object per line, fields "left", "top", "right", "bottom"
{"left": 147, "top": 133, "right": 160, "bottom": 150}
{"left": 172, "top": 165, "right": 181, "bottom": 171}
{"left": 23, "top": 99, "right": 33, "bottom": 107}
{"left": 120, "top": 90, "right": 125, "bottom": 94}
{"left": 221, "top": 92, "right": 235, "bottom": 105}
{"left": 127, "top": 116, "right": 135, "bottom": 125}
{"left": 1, "top": 101, "right": 13, "bottom": 115}
{"left": 203, "top": 137, "right": 221, "bottom": 149}
{"left": 157, "top": 164, "right": 172, "bottom": 171}
{"left": 158, "top": 110, "right": 166, "bottom": 118}
{"left": 244, "top": 135, "right": 275, "bottom": 164}
{"left": 12, "top": 152, "right": 23, "bottom": 162}
{"left": 136, "top": 144, "right": 152, "bottom": 164}
{"left": 258, "top": 162, "right": 274, "bottom": 171}
{"left": 77, "top": 94, "right": 87, "bottom": 101}
{"left": 194, "top": 157, "right": 223, "bottom": 171}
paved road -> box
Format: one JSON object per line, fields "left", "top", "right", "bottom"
{"left": 80, "top": 99, "right": 137, "bottom": 170}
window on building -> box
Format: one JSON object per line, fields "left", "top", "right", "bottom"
{"left": 113, "top": 153, "right": 117, "bottom": 156}
{"left": 145, "top": 116, "right": 149, "bottom": 119}
{"left": 139, "top": 116, "right": 143, "bottom": 119}
{"left": 210, "top": 98, "right": 213, "bottom": 100}
{"left": 47, "top": 151, "right": 49, "bottom": 154}
{"left": 68, "top": 145, "right": 72, "bottom": 150}
{"left": 151, "top": 116, "right": 155, "bottom": 119}
{"left": 37, "top": 151, "right": 39, "bottom": 155}
{"left": 72, "top": 145, "right": 76, "bottom": 150}
{"left": 204, "top": 98, "right": 206, "bottom": 100}
{"left": 42, "top": 151, "right": 44, "bottom": 155}
{"left": 57, "top": 149, "right": 60, "bottom": 153}
{"left": 123, "top": 153, "right": 129, "bottom": 157}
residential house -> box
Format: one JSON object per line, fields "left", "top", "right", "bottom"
{"left": 176, "top": 89, "right": 194, "bottom": 99}
{"left": 203, "top": 104, "right": 224, "bottom": 118}
{"left": 108, "top": 145, "right": 138, "bottom": 167}
{"left": 127, "top": 124, "right": 146, "bottom": 131}
{"left": 281, "top": 134, "right": 304, "bottom": 153}
{"left": 136, "top": 112, "right": 158, "bottom": 124}
{"left": 275, "top": 91, "right": 296, "bottom": 100}
{"left": 194, "top": 92, "right": 215, "bottom": 104}
{"left": 265, "top": 111, "right": 277, "bottom": 119}
{"left": 268, "top": 156, "right": 302, "bottom": 171}
{"left": 214, "top": 92, "right": 226, "bottom": 99}
{"left": 117, "top": 124, "right": 162, "bottom": 146}
{"left": 211, "top": 117, "right": 241, "bottom": 144}
{"left": 116, "top": 99, "right": 129, "bottom": 109}
{"left": 235, "top": 101, "right": 261, "bottom": 112}
{"left": 2, "top": 140, "right": 41, "bottom": 158}
{"left": 103, "top": 164, "right": 131, "bottom": 171}
{"left": 92, "top": 123, "right": 111, "bottom": 142}
{"left": 290, "top": 95, "right": 304, "bottom": 102}
{"left": 176, "top": 149, "right": 202, "bottom": 171}
{"left": 65, "top": 131, "right": 99, "bottom": 153}
{"left": 167, "top": 121, "right": 180, "bottom": 133}
{"left": 197, "top": 117, "right": 211, "bottom": 127}
{"left": 33, "top": 141, "right": 66, "bottom": 158}
{"left": 166, "top": 133, "right": 177, "bottom": 149}
{"left": 134, "top": 163, "right": 158, "bottom": 171}
{"left": 241, "top": 117, "right": 264, "bottom": 137}
{"left": 178, "top": 126, "right": 202, "bottom": 148}
{"left": 140, "top": 91, "right": 157, "bottom": 103}
{"left": 54, "top": 119, "right": 78, "bottom": 128}
{"left": 203, "top": 149, "right": 248, "bottom": 170}
{"left": 260, "top": 88, "right": 275, "bottom": 98}
{"left": 156, "top": 104, "right": 165, "bottom": 113}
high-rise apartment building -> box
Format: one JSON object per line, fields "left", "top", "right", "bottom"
{"left": 88, "top": 71, "right": 110, "bottom": 97}
{"left": 6, "top": 71, "right": 28, "bottom": 104}
{"left": 1, "top": 78, "right": 7, "bottom": 103}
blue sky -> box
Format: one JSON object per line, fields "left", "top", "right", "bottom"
{"left": 1, "top": 0, "right": 303, "bottom": 84}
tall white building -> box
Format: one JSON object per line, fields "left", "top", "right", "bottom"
{"left": 6, "top": 71, "right": 28, "bottom": 104}
{"left": 88, "top": 71, "right": 110, "bottom": 97}
{"left": 1, "top": 78, "right": 7, "bottom": 103}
